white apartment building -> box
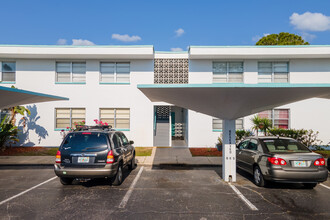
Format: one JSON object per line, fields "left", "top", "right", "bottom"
{"left": 1, "top": 45, "right": 330, "bottom": 147}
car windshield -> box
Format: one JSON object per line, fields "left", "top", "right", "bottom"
{"left": 262, "top": 139, "right": 310, "bottom": 153}
{"left": 62, "top": 133, "right": 108, "bottom": 152}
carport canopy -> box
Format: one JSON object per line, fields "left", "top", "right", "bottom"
{"left": 0, "top": 85, "right": 68, "bottom": 109}
{"left": 138, "top": 83, "right": 330, "bottom": 120}
{"left": 138, "top": 83, "right": 330, "bottom": 182}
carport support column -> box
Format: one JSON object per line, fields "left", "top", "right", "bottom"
{"left": 222, "top": 120, "right": 236, "bottom": 182}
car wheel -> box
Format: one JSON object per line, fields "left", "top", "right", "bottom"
{"left": 60, "top": 177, "right": 73, "bottom": 185}
{"left": 129, "top": 154, "right": 136, "bottom": 170}
{"left": 253, "top": 166, "right": 265, "bottom": 187}
{"left": 112, "top": 164, "right": 123, "bottom": 186}
{"left": 303, "top": 183, "right": 317, "bottom": 189}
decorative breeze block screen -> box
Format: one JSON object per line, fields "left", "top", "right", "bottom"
{"left": 154, "top": 59, "right": 189, "bottom": 84}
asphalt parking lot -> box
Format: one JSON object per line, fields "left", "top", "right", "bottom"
{"left": 0, "top": 165, "right": 329, "bottom": 220}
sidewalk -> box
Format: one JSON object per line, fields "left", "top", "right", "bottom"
{"left": 0, "top": 147, "right": 222, "bottom": 167}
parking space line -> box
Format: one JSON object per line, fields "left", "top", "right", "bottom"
{"left": 228, "top": 183, "right": 258, "bottom": 211}
{"left": 119, "top": 166, "right": 144, "bottom": 209}
{"left": 0, "top": 176, "right": 57, "bottom": 206}
{"left": 320, "top": 183, "right": 330, "bottom": 190}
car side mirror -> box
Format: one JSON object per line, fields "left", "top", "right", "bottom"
{"left": 129, "top": 140, "right": 134, "bottom": 145}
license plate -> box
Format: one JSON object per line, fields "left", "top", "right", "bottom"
{"left": 293, "top": 161, "right": 307, "bottom": 167}
{"left": 78, "top": 157, "right": 89, "bottom": 163}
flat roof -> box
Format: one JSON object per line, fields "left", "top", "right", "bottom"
{"left": 189, "top": 45, "right": 330, "bottom": 59}
{"left": 1, "top": 44, "right": 330, "bottom": 59}
{"left": 0, "top": 45, "right": 154, "bottom": 59}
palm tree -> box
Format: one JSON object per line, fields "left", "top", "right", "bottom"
{"left": 251, "top": 115, "right": 272, "bottom": 136}
{"left": 260, "top": 118, "right": 272, "bottom": 136}
{"left": 9, "top": 106, "right": 31, "bottom": 126}
{"left": 251, "top": 115, "right": 262, "bottom": 136}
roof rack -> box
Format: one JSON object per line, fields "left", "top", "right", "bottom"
{"left": 75, "top": 125, "right": 114, "bottom": 131}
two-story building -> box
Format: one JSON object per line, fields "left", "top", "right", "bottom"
{"left": 1, "top": 45, "right": 330, "bottom": 147}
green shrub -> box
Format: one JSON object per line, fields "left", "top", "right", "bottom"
{"left": 268, "top": 128, "right": 323, "bottom": 148}
{"left": 0, "top": 116, "right": 19, "bottom": 151}
{"left": 236, "top": 129, "right": 253, "bottom": 143}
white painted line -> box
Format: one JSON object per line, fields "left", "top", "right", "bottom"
{"left": 119, "top": 166, "right": 144, "bottom": 209}
{"left": 228, "top": 183, "right": 258, "bottom": 211}
{"left": 0, "top": 176, "right": 57, "bottom": 206}
{"left": 320, "top": 183, "right": 330, "bottom": 190}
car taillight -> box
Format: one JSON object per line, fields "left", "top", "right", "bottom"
{"left": 55, "top": 151, "right": 61, "bottom": 163}
{"left": 314, "top": 158, "right": 325, "bottom": 166}
{"left": 107, "top": 150, "right": 114, "bottom": 164}
{"left": 268, "top": 157, "right": 287, "bottom": 165}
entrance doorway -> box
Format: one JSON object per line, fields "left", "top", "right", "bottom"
{"left": 153, "top": 106, "right": 188, "bottom": 147}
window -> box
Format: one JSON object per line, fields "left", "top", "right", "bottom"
{"left": 212, "top": 118, "right": 244, "bottom": 130}
{"left": 0, "top": 109, "right": 10, "bottom": 122}
{"left": 213, "top": 62, "right": 243, "bottom": 83}
{"left": 247, "top": 139, "right": 258, "bottom": 151}
{"left": 258, "top": 62, "right": 289, "bottom": 83}
{"left": 258, "top": 109, "right": 290, "bottom": 129}
{"left": 55, "top": 108, "right": 85, "bottom": 129}
{"left": 118, "top": 132, "right": 129, "bottom": 146}
{"left": 100, "top": 108, "right": 130, "bottom": 129}
{"left": 100, "top": 62, "right": 130, "bottom": 83}
{"left": 56, "top": 62, "right": 86, "bottom": 83}
{"left": 238, "top": 140, "right": 250, "bottom": 150}
{"left": 0, "top": 62, "right": 16, "bottom": 82}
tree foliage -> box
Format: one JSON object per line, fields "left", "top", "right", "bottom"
{"left": 250, "top": 115, "right": 272, "bottom": 136}
{"left": 0, "top": 116, "right": 19, "bottom": 151}
{"left": 256, "top": 32, "right": 309, "bottom": 45}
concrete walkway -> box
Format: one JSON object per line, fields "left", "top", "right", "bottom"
{"left": 0, "top": 147, "right": 222, "bottom": 167}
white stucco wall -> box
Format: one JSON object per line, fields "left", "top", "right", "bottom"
{"left": 2, "top": 49, "right": 330, "bottom": 148}
{"left": 188, "top": 58, "right": 330, "bottom": 146}
{"left": 8, "top": 59, "right": 155, "bottom": 147}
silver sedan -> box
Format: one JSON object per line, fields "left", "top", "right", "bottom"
{"left": 236, "top": 136, "right": 328, "bottom": 188}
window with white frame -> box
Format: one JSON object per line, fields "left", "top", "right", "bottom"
{"left": 258, "top": 62, "right": 289, "bottom": 83}
{"left": 213, "top": 62, "right": 243, "bottom": 83}
{"left": 56, "top": 62, "right": 86, "bottom": 83}
{"left": 0, "top": 62, "right": 16, "bottom": 82}
{"left": 258, "top": 109, "right": 290, "bottom": 129}
{"left": 100, "top": 62, "right": 130, "bottom": 83}
{"left": 212, "top": 118, "right": 244, "bottom": 130}
{"left": 55, "top": 108, "right": 85, "bottom": 129}
{"left": 0, "top": 109, "right": 10, "bottom": 122}
{"left": 100, "top": 108, "right": 130, "bottom": 129}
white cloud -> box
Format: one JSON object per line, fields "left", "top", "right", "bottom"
{"left": 72, "top": 39, "right": 95, "bottom": 46}
{"left": 290, "top": 12, "right": 330, "bottom": 31}
{"left": 112, "top": 34, "right": 142, "bottom": 42}
{"left": 175, "top": 28, "right": 185, "bottom": 37}
{"left": 57, "top": 38, "right": 67, "bottom": 45}
{"left": 301, "top": 32, "right": 317, "bottom": 41}
{"left": 252, "top": 35, "right": 261, "bottom": 42}
{"left": 252, "top": 33, "right": 270, "bottom": 42}
{"left": 171, "top": 47, "right": 183, "bottom": 52}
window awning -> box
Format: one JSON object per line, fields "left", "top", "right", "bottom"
{"left": 0, "top": 86, "right": 69, "bottom": 109}
{"left": 138, "top": 83, "right": 330, "bottom": 120}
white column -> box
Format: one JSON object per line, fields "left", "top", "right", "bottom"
{"left": 222, "top": 119, "right": 236, "bottom": 182}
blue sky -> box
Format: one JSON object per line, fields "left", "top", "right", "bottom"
{"left": 1, "top": 0, "right": 330, "bottom": 51}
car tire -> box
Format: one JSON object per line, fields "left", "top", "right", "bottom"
{"left": 112, "top": 163, "right": 123, "bottom": 186}
{"left": 128, "top": 154, "right": 136, "bottom": 170}
{"left": 60, "top": 177, "right": 73, "bottom": 185}
{"left": 253, "top": 166, "right": 265, "bottom": 187}
{"left": 303, "top": 183, "right": 317, "bottom": 189}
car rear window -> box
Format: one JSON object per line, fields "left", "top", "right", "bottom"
{"left": 262, "top": 139, "right": 310, "bottom": 153}
{"left": 62, "top": 133, "right": 109, "bottom": 152}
